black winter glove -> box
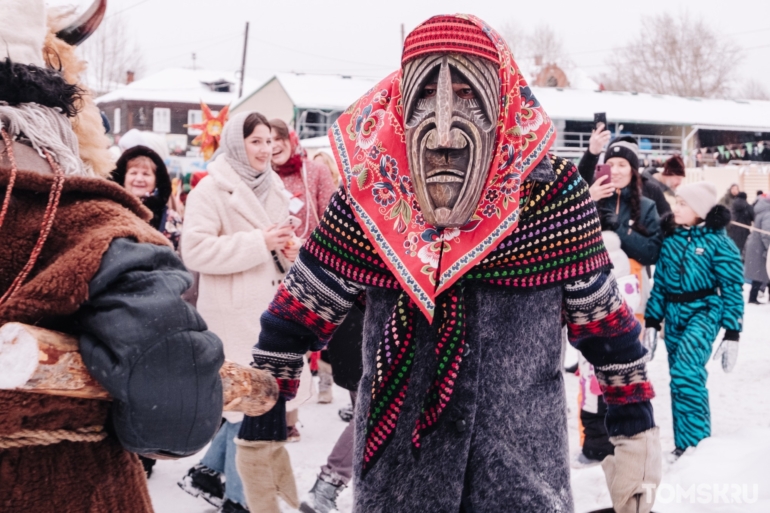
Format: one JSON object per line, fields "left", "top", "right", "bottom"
{"left": 599, "top": 208, "right": 620, "bottom": 231}
{"left": 660, "top": 213, "right": 678, "bottom": 237}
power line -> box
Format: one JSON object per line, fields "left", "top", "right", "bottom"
{"left": 106, "top": 0, "right": 152, "bottom": 18}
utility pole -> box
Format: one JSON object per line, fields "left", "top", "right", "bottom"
{"left": 192, "top": 53, "right": 197, "bottom": 71}
{"left": 400, "top": 23, "right": 405, "bottom": 47}
{"left": 239, "top": 22, "right": 250, "bottom": 98}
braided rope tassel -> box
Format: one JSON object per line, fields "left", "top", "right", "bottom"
{"left": 0, "top": 426, "right": 106, "bottom": 449}
{"left": 0, "top": 129, "right": 19, "bottom": 231}
{"left": 0, "top": 148, "right": 66, "bottom": 306}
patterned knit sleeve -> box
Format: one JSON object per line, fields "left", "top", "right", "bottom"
{"left": 714, "top": 235, "right": 744, "bottom": 333}
{"left": 563, "top": 270, "right": 655, "bottom": 437}
{"left": 253, "top": 252, "right": 365, "bottom": 401}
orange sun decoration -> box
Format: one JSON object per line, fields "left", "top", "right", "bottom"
{"left": 187, "top": 102, "right": 229, "bottom": 161}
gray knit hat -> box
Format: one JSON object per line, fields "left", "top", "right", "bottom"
{"left": 605, "top": 136, "right": 640, "bottom": 170}
{"left": 677, "top": 182, "right": 718, "bottom": 220}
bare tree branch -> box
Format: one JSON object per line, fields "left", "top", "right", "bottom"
{"left": 77, "top": 12, "right": 146, "bottom": 96}
{"left": 598, "top": 12, "right": 742, "bottom": 98}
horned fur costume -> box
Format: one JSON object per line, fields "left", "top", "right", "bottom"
{"left": 0, "top": 1, "right": 224, "bottom": 511}
{"left": 238, "top": 15, "right": 662, "bottom": 513}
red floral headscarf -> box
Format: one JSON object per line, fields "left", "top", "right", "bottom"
{"left": 329, "top": 14, "right": 555, "bottom": 321}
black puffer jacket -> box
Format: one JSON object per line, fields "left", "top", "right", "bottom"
{"left": 76, "top": 238, "right": 224, "bottom": 457}
{"left": 597, "top": 187, "right": 663, "bottom": 265}
{"left": 727, "top": 195, "right": 754, "bottom": 253}
{"left": 578, "top": 150, "right": 670, "bottom": 216}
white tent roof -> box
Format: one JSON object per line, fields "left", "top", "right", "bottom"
{"left": 532, "top": 87, "right": 770, "bottom": 131}
{"left": 232, "top": 73, "right": 378, "bottom": 112}
{"left": 95, "top": 68, "right": 261, "bottom": 106}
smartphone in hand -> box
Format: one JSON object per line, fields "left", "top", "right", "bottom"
{"left": 279, "top": 215, "right": 301, "bottom": 230}
{"left": 594, "top": 164, "right": 612, "bottom": 185}
{"left": 593, "top": 112, "right": 607, "bottom": 131}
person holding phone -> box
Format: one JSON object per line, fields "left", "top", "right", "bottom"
{"left": 179, "top": 112, "right": 298, "bottom": 513}
{"left": 577, "top": 119, "right": 612, "bottom": 183}
{"left": 589, "top": 136, "right": 663, "bottom": 314}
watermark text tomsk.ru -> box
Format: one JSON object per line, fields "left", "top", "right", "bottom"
{"left": 641, "top": 483, "right": 759, "bottom": 504}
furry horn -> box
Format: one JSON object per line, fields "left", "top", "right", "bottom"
{"left": 55, "top": 0, "right": 107, "bottom": 46}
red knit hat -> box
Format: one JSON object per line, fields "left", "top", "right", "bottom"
{"left": 402, "top": 15, "right": 499, "bottom": 65}
{"left": 662, "top": 155, "right": 686, "bottom": 177}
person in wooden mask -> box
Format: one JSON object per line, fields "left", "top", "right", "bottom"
{"left": 402, "top": 54, "right": 499, "bottom": 228}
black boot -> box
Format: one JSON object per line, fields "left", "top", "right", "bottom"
{"left": 177, "top": 464, "right": 225, "bottom": 507}
{"left": 300, "top": 476, "right": 345, "bottom": 513}
{"left": 220, "top": 499, "right": 249, "bottom": 512}
{"left": 749, "top": 281, "right": 763, "bottom": 304}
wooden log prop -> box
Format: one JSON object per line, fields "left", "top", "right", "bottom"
{"left": 0, "top": 323, "right": 278, "bottom": 416}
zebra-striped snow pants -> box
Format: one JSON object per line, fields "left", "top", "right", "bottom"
{"left": 664, "top": 299, "right": 721, "bottom": 450}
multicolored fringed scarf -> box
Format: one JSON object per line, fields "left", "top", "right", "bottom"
{"left": 329, "top": 14, "right": 555, "bottom": 322}
{"left": 304, "top": 156, "right": 611, "bottom": 472}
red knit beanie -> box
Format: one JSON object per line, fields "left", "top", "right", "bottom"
{"left": 402, "top": 15, "right": 499, "bottom": 65}
{"left": 662, "top": 155, "right": 686, "bottom": 177}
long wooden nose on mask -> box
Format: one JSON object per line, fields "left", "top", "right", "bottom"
{"left": 435, "top": 59, "right": 454, "bottom": 148}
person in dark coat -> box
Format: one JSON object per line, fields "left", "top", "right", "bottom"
{"left": 719, "top": 184, "right": 740, "bottom": 209}
{"left": 580, "top": 139, "right": 671, "bottom": 216}
{"left": 745, "top": 195, "right": 770, "bottom": 303}
{"left": 236, "top": 16, "right": 661, "bottom": 513}
{"left": 112, "top": 145, "right": 183, "bottom": 250}
{"left": 727, "top": 192, "right": 754, "bottom": 255}
{"left": 590, "top": 136, "right": 664, "bottom": 267}
{"left": 642, "top": 155, "right": 686, "bottom": 213}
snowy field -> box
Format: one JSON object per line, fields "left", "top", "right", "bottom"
{"left": 149, "top": 289, "right": 770, "bottom": 513}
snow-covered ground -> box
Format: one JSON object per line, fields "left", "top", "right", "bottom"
{"left": 149, "top": 290, "right": 770, "bottom": 513}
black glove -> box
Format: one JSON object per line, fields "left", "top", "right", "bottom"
{"left": 660, "top": 213, "right": 678, "bottom": 237}
{"left": 599, "top": 208, "right": 620, "bottom": 231}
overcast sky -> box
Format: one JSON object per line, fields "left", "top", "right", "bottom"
{"left": 56, "top": 0, "right": 770, "bottom": 96}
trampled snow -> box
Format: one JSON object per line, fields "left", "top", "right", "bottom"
{"left": 148, "top": 287, "right": 770, "bottom": 512}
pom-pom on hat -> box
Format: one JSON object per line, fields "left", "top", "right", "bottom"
{"left": 606, "top": 136, "right": 640, "bottom": 171}
{"left": 402, "top": 15, "right": 500, "bottom": 65}
{"left": 677, "top": 182, "right": 718, "bottom": 220}
{"left": 663, "top": 155, "right": 686, "bottom": 177}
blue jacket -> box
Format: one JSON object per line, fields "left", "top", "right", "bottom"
{"left": 646, "top": 224, "right": 744, "bottom": 334}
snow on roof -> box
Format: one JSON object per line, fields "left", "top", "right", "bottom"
{"left": 232, "top": 73, "right": 379, "bottom": 112}
{"left": 95, "top": 68, "right": 261, "bottom": 106}
{"left": 532, "top": 87, "right": 770, "bottom": 131}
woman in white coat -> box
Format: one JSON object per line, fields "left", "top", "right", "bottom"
{"left": 178, "top": 112, "right": 298, "bottom": 513}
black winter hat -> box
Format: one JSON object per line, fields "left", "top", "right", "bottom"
{"left": 606, "top": 136, "right": 640, "bottom": 171}
{"left": 112, "top": 145, "right": 171, "bottom": 204}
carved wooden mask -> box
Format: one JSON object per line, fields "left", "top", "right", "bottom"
{"left": 402, "top": 54, "right": 500, "bottom": 228}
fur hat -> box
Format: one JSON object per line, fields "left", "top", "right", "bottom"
{"left": 606, "top": 136, "right": 640, "bottom": 170}
{"left": 677, "top": 182, "right": 717, "bottom": 220}
{"left": 662, "top": 155, "right": 686, "bottom": 177}
{"left": 0, "top": 0, "right": 46, "bottom": 67}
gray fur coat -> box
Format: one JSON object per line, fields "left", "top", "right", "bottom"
{"left": 353, "top": 285, "right": 573, "bottom": 513}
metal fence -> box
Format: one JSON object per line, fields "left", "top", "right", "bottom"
{"left": 553, "top": 131, "right": 684, "bottom": 159}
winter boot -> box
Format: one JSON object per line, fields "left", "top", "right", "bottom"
{"left": 317, "top": 359, "right": 334, "bottom": 404}
{"left": 299, "top": 475, "right": 345, "bottom": 513}
{"left": 219, "top": 499, "right": 249, "bottom": 513}
{"left": 178, "top": 464, "right": 226, "bottom": 507}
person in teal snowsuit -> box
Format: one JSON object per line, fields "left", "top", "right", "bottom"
{"left": 644, "top": 182, "right": 744, "bottom": 457}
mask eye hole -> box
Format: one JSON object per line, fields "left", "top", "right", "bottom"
{"left": 454, "top": 85, "right": 476, "bottom": 100}
{"left": 421, "top": 83, "right": 437, "bottom": 99}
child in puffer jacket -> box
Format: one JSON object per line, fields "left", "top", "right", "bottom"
{"left": 644, "top": 182, "right": 744, "bottom": 459}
